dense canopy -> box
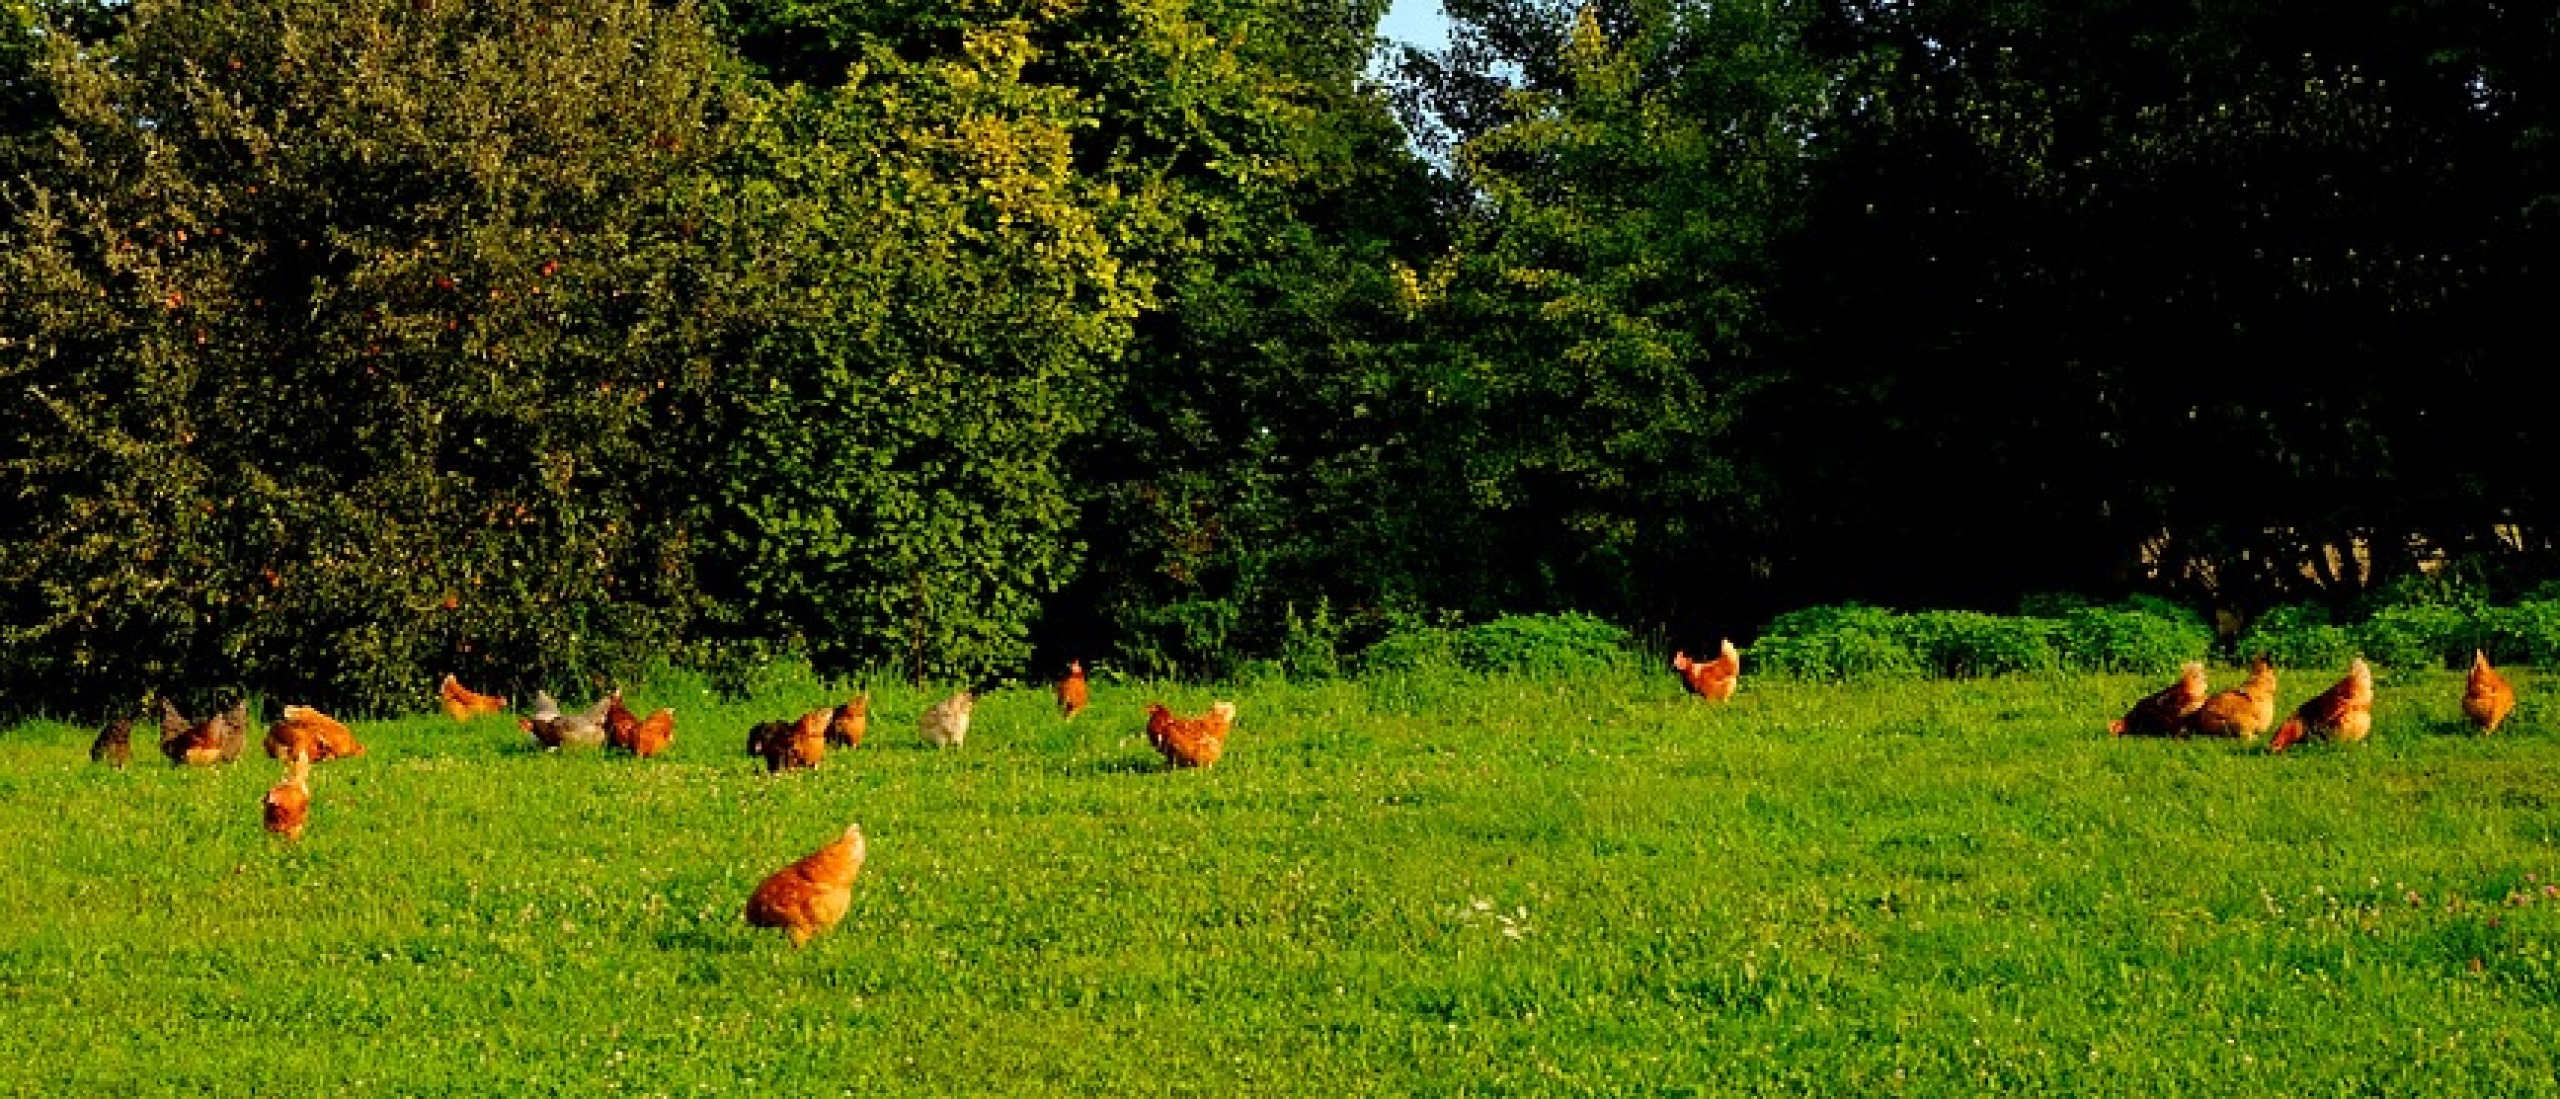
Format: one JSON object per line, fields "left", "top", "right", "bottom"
{"left": 3, "top": 0, "right": 2551, "bottom": 713}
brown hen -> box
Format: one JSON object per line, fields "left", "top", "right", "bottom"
{"left": 162, "top": 697, "right": 250, "bottom": 766}
{"left": 744, "top": 824, "right": 867, "bottom": 948}
{"left": 603, "top": 690, "right": 642, "bottom": 753}
{"left": 1057, "top": 662, "right": 1089, "bottom": 720}
{"left": 630, "top": 707, "right": 677, "bottom": 758}
{"left": 750, "top": 708, "right": 829, "bottom": 773}
{"left": 1143, "top": 700, "right": 1236, "bottom": 769}
{"left": 439, "top": 674, "right": 509, "bottom": 722}
{"left": 2109, "top": 661, "right": 2208, "bottom": 737}
{"left": 2269, "top": 658, "right": 2375, "bottom": 752}
{"left": 262, "top": 750, "right": 312, "bottom": 841}
{"left": 264, "top": 704, "right": 364, "bottom": 762}
{"left": 2463, "top": 649, "right": 2516, "bottom": 734}
{"left": 2185, "top": 654, "right": 2278, "bottom": 741}
{"left": 826, "top": 692, "right": 869, "bottom": 749}
{"left": 1671, "top": 640, "right": 1741, "bottom": 701}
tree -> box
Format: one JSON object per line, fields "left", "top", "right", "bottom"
{"left": 1764, "top": 0, "right": 2560, "bottom": 619}
{"left": 0, "top": 0, "right": 739, "bottom": 714}
{"left": 707, "top": 0, "right": 1461, "bottom": 677}
{"left": 1382, "top": 0, "right": 1823, "bottom": 632}
{"left": 1057, "top": 0, "right": 1462, "bottom": 677}
{"left": 687, "top": 28, "right": 1142, "bottom": 682}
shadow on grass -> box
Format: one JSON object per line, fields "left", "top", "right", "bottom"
{"left": 1063, "top": 755, "right": 1165, "bottom": 778}
{"left": 656, "top": 926, "right": 758, "bottom": 955}
{"left": 2426, "top": 719, "right": 2501, "bottom": 739}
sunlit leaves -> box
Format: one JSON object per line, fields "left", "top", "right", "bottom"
{"left": 694, "top": 29, "right": 1138, "bottom": 682}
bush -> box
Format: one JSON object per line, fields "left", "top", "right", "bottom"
{"left": 1357, "top": 610, "right": 1467, "bottom": 676}
{"left": 1277, "top": 599, "right": 1348, "bottom": 681}
{"left": 1453, "top": 612, "right": 1636, "bottom": 675}
{"left": 2119, "top": 594, "right": 2211, "bottom": 630}
{"left": 2017, "top": 592, "right": 2096, "bottom": 618}
{"left": 1894, "top": 611, "right": 2060, "bottom": 677}
{"left": 2235, "top": 604, "right": 2358, "bottom": 668}
{"left": 1749, "top": 604, "right": 1924, "bottom": 681}
{"left": 2053, "top": 606, "right": 2212, "bottom": 673}
{"left": 2355, "top": 605, "right": 2480, "bottom": 671}
{"left": 2357, "top": 568, "right": 2491, "bottom": 617}
{"left": 1112, "top": 598, "right": 1243, "bottom": 681}
{"left": 2480, "top": 601, "right": 2560, "bottom": 668}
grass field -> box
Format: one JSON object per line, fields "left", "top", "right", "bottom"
{"left": 5, "top": 664, "right": 2559, "bottom": 1095}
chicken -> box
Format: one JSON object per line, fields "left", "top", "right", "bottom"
{"left": 2462, "top": 649, "right": 2517, "bottom": 734}
{"left": 89, "top": 717, "right": 133, "bottom": 768}
{"left": 919, "top": 691, "right": 974, "bottom": 749}
{"left": 603, "top": 690, "right": 642, "bottom": 753}
{"left": 2185, "top": 653, "right": 2279, "bottom": 740}
{"left": 264, "top": 704, "right": 364, "bottom": 761}
{"left": 1143, "top": 700, "right": 1236, "bottom": 769}
{"left": 743, "top": 823, "right": 867, "bottom": 948}
{"left": 263, "top": 707, "right": 327, "bottom": 760}
{"left": 745, "top": 719, "right": 788, "bottom": 762}
{"left": 263, "top": 717, "right": 322, "bottom": 758}
{"left": 439, "top": 674, "right": 509, "bottom": 722}
{"left": 519, "top": 690, "right": 611, "bottom": 750}
{"left": 1057, "top": 661, "right": 1089, "bottom": 720}
{"left": 161, "top": 697, "right": 249, "bottom": 766}
{"left": 2109, "top": 661, "right": 2209, "bottom": 737}
{"left": 2269, "top": 658, "right": 2375, "bottom": 752}
{"left": 750, "top": 708, "right": 828, "bottom": 773}
{"left": 262, "top": 750, "right": 312, "bottom": 841}
{"left": 158, "top": 697, "right": 193, "bottom": 748}
{"left": 1672, "top": 640, "right": 1742, "bottom": 701}
{"left": 826, "top": 692, "right": 869, "bottom": 749}
{"left": 630, "top": 706, "right": 676, "bottom": 758}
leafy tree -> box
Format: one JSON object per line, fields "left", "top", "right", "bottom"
{"left": 1388, "top": 0, "right": 1823, "bottom": 630}
{"left": 1765, "top": 0, "right": 2560, "bottom": 620}
{"left": 0, "top": 0, "right": 740, "bottom": 714}
{"left": 1, "top": 1, "right": 118, "bottom": 165}
{"left": 707, "top": 0, "right": 1460, "bottom": 679}
{"left": 687, "top": 28, "right": 1142, "bottom": 682}
{"left": 1050, "top": 0, "right": 1492, "bottom": 679}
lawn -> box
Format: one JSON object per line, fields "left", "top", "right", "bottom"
{"left": 3, "top": 664, "right": 2557, "bottom": 1095}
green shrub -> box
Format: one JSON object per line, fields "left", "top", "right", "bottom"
{"left": 2480, "top": 601, "right": 2560, "bottom": 667}
{"left": 1453, "top": 612, "right": 1635, "bottom": 675}
{"left": 676, "top": 637, "right": 820, "bottom": 702}
{"left": 2118, "top": 594, "right": 2211, "bottom": 629}
{"left": 2235, "top": 604, "right": 2358, "bottom": 668}
{"left": 1113, "top": 598, "right": 1243, "bottom": 681}
{"left": 2017, "top": 592, "right": 2096, "bottom": 618}
{"left": 1277, "top": 599, "right": 1348, "bottom": 681}
{"left": 2358, "top": 569, "right": 2491, "bottom": 616}
{"left": 2053, "top": 606, "right": 2212, "bottom": 673}
{"left": 1357, "top": 610, "right": 1466, "bottom": 676}
{"left": 1749, "top": 604, "right": 1924, "bottom": 681}
{"left": 2355, "top": 605, "right": 2480, "bottom": 671}
{"left": 1895, "top": 611, "right": 2060, "bottom": 677}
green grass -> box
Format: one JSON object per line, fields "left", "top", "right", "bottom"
{"left": 5, "top": 664, "right": 2560, "bottom": 1095}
